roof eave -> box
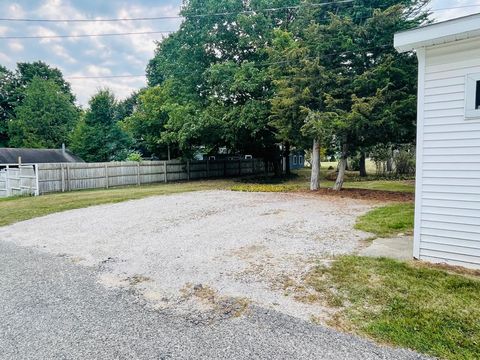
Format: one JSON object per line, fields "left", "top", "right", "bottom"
{"left": 394, "top": 13, "right": 480, "bottom": 53}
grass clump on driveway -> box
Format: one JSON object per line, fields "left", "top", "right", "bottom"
{"left": 0, "top": 180, "right": 232, "bottom": 227}
{"left": 305, "top": 256, "right": 480, "bottom": 360}
{"left": 231, "top": 184, "right": 301, "bottom": 192}
{"left": 355, "top": 203, "right": 414, "bottom": 237}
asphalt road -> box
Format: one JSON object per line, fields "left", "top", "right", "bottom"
{"left": 0, "top": 241, "right": 429, "bottom": 360}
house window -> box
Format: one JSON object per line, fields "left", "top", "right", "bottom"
{"left": 293, "top": 155, "right": 298, "bottom": 165}
{"left": 299, "top": 155, "right": 303, "bottom": 165}
{"left": 465, "top": 73, "right": 480, "bottom": 119}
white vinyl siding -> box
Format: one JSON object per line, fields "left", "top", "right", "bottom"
{"left": 417, "top": 37, "right": 480, "bottom": 269}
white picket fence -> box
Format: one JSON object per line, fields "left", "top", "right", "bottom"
{"left": 32, "top": 158, "right": 265, "bottom": 195}
{"left": 0, "top": 164, "right": 39, "bottom": 198}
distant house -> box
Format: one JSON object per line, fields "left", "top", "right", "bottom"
{"left": 0, "top": 147, "right": 84, "bottom": 164}
{"left": 289, "top": 150, "right": 305, "bottom": 170}
{"left": 281, "top": 150, "right": 305, "bottom": 171}
{"left": 394, "top": 14, "right": 480, "bottom": 269}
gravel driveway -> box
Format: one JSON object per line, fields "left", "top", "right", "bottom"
{"left": 0, "top": 241, "right": 429, "bottom": 360}
{"left": 0, "top": 190, "right": 373, "bottom": 321}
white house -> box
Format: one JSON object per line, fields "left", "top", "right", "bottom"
{"left": 394, "top": 14, "right": 480, "bottom": 269}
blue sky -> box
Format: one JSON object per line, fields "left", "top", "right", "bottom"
{"left": 0, "top": 0, "right": 479, "bottom": 106}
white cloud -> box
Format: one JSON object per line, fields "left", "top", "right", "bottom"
{"left": 52, "top": 44, "right": 77, "bottom": 63}
{"left": 32, "top": 26, "right": 61, "bottom": 44}
{"left": 8, "top": 41, "right": 24, "bottom": 52}
{"left": 0, "top": 26, "right": 9, "bottom": 36}
{"left": 7, "top": 3, "right": 25, "bottom": 18}
{"left": 0, "top": 52, "right": 12, "bottom": 64}
{"left": 69, "top": 76, "right": 146, "bottom": 106}
{"left": 85, "top": 64, "right": 111, "bottom": 76}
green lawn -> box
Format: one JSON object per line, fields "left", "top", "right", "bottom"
{"left": 304, "top": 256, "right": 480, "bottom": 360}
{"left": 355, "top": 203, "right": 415, "bottom": 237}
{"left": 0, "top": 180, "right": 233, "bottom": 227}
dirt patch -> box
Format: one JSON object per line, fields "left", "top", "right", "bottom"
{"left": 300, "top": 188, "right": 414, "bottom": 203}
{"left": 180, "top": 283, "right": 251, "bottom": 322}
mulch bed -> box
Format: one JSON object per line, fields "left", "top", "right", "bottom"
{"left": 300, "top": 188, "right": 414, "bottom": 203}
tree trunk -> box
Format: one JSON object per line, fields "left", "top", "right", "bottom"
{"left": 273, "top": 159, "right": 282, "bottom": 177}
{"left": 310, "top": 138, "right": 321, "bottom": 191}
{"left": 386, "top": 157, "right": 393, "bottom": 173}
{"left": 284, "top": 142, "right": 291, "bottom": 176}
{"left": 359, "top": 152, "right": 367, "bottom": 177}
{"left": 386, "top": 147, "right": 393, "bottom": 173}
{"left": 333, "top": 145, "right": 348, "bottom": 191}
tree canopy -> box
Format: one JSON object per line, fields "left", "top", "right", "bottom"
{"left": 140, "top": 0, "right": 428, "bottom": 183}
{"left": 70, "top": 89, "right": 131, "bottom": 162}
{"left": 0, "top": 61, "right": 77, "bottom": 148}
{"left": 8, "top": 77, "right": 79, "bottom": 149}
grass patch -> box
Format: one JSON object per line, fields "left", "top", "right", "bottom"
{"left": 304, "top": 256, "right": 480, "bottom": 360}
{"left": 293, "top": 168, "right": 415, "bottom": 193}
{"left": 344, "top": 180, "right": 415, "bottom": 193}
{"left": 231, "top": 184, "right": 301, "bottom": 193}
{"left": 355, "top": 203, "right": 414, "bottom": 237}
{"left": 0, "top": 180, "right": 233, "bottom": 227}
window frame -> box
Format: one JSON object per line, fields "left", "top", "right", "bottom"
{"left": 465, "top": 73, "right": 480, "bottom": 120}
{"left": 293, "top": 155, "right": 298, "bottom": 165}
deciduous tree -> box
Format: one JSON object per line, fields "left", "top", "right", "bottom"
{"left": 8, "top": 78, "right": 79, "bottom": 148}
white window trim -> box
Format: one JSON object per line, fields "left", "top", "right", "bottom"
{"left": 293, "top": 155, "right": 298, "bottom": 165}
{"left": 465, "top": 73, "right": 480, "bottom": 120}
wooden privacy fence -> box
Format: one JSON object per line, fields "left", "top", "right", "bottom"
{"left": 0, "top": 164, "right": 39, "bottom": 198}
{"left": 37, "top": 159, "right": 266, "bottom": 194}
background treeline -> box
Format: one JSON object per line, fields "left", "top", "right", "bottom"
{"left": 0, "top": 0, "right": 429, "bottom": 188}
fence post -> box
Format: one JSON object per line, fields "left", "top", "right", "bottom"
{"left": 164, "top": 161, "right": 168, "bottom": 183}
{"left": 238, "top": 159, "right": 242, "bottom": 176}
{"left": 66, "top": 164, "right": 70, "bottom": 192}
{"left": 5, "top": 165, "right": 10, "bottom": 197}
{"left": 60, "top": 163, "right": 65, "bottom": 192}
{"left": 252, "top": 158, "right": 255, "bottom": 174}
{"left": 187, "top": 160, "right": 190, "bottom": 181}
{"left": 137, "top": 162, "right": 141, "bottom": 186}
{"left": 105, "top": 164, "right": 109, "bottom": 189}
{"left": 34, "top": 164, "right": 40, "bottom": 196}
{"left": 206, "top": 159, "right": 209, "bottom": 178}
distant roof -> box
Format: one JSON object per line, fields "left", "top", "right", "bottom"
{"left": 0, "top": 148, "right": 84, "bottom": 164}
{"left": 394, "top": 13, "right": 480, "bottom": 53}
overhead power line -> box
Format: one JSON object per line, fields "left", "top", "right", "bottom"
{"left": 0, "top": 1, "right": 476, "bottom": 23}
{"left": 66, "top": 74, "right": 146, "bottom": 79}
{"left": 0, "top": 30, "right": 175, "bottom": 40}
{"left": 64, "top": 44, "right": 392, "bottom": 80}
{"left": 0, "top": 1, "right": 354, "bottom": 23}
